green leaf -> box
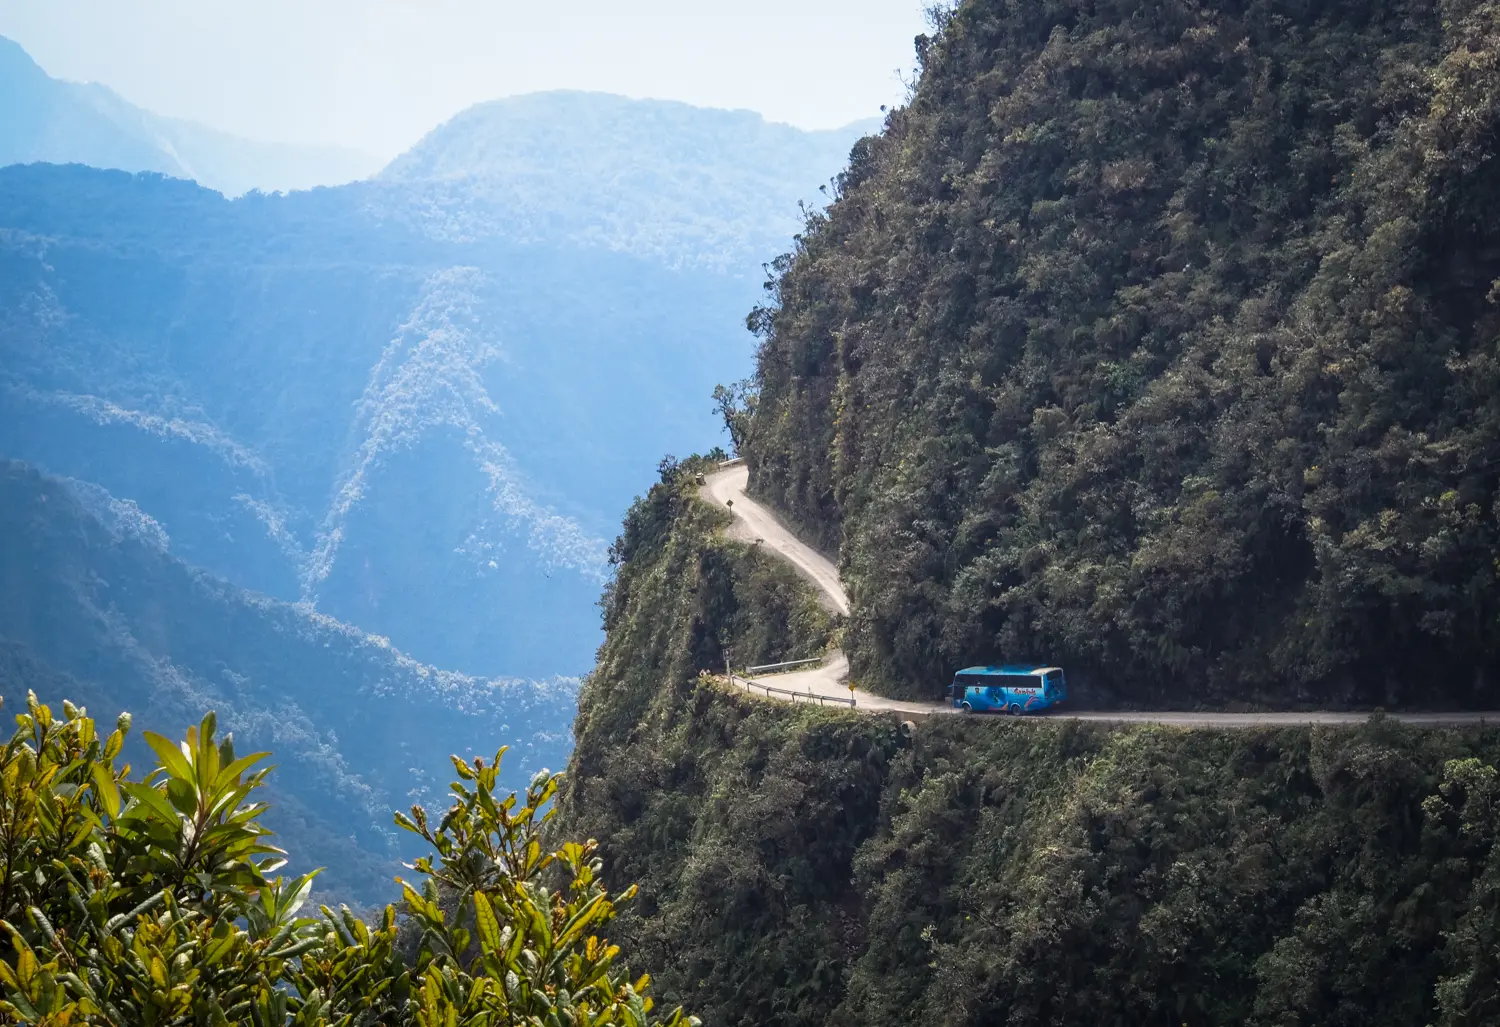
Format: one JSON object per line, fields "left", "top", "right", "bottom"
{"left": 142, "top": 731, "right": 195, "bottom": 783}
{"left": 165, "top": 776, "right": 198, "bottom": 816}
{"left": 213, "top": 752, "right": 271, "bottom": 789}
{"left": 474, "top": 890, "right": 502, "bottom": 954}
{"left": 268, "top": 936, "right": 322, "bottom": 960}
{"left": 120, "top": 780, "right": 181, "bottom": 825}
{"left": 283, "top": 871, "right": 320, "bottom": 921}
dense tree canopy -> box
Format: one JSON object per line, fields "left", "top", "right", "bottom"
{"left": 0, "top": 692, "right": 692, "bottom": 1027}
{"left": 743, "top": 0, "right": 1500, "bottom": 706}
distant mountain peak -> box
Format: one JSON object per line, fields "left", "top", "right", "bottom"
{"left": 372, "top": 91, "right": 877, "bottom": 271}
{"left": 0, "top": 35, "right": 380, "bottom": 194}
{"left": 382, "top": 90, "right": 874, "bottom": 180}
{"left": 0, "top": 33, "right": 39, "bottom": 69}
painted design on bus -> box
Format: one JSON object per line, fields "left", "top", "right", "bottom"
{"left": 947, "top": 665, "right": 1067, "bottom": 715}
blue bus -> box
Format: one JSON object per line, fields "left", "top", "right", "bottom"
{"left": 948, "top": 665, "right": 1066, "bottom": 715}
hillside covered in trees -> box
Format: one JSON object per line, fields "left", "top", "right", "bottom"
{"left": 741, "top": 0, "right": 1500, "bottom": 707}
{"left": 560, "top": 461, "right": 1500, "bottom": 1027}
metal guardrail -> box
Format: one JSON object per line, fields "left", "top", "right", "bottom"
{"left": 744, "top": 657, "right": 823, "bottom": 673}
{"left": 727, "top": 673, "right": 856, "bottom": 708}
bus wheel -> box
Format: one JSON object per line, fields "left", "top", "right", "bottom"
{"left": 960, "top": 702, "right": 973, "bottom": 714}
{"left": 1008, "top": 704, "right": 1023, "bottom": 716}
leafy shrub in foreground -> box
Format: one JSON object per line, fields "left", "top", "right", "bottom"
{"left": 0, "top": 692, "right": 693, "bottom": 1027}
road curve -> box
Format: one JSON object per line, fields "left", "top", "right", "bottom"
{"left": 701, "top": 461, "right": 1500, "bottom": 728}
{"left": 703, "top": 463, "right": 849, "bottom": 617}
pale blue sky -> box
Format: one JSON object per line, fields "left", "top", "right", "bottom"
{"left": 0, "top": 0, "right": 934, "bottom": 159}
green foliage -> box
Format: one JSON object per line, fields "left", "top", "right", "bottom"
{"left": 0, "top": 693, "right": 693, "bottom": 1027}
{"left": 830, "top": 717, "right": 1500, "bottom": 1027}
{"left": 565, "top": 474, "right": 1500, "bottom": 1027}
{"left": 565, "top": 458, "right": 855, "bottom": 1027}
{"left": 742, "top": 0, "right": 1500, "bottom": 705}
{"left": 388, "top": 757, "right": 690, "bottom": 1027}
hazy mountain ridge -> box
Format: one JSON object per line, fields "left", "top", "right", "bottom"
{"left": 0, "top": 35, "right": 379, "bottom": 194}
{"left": 374, "top": 90, "right": 879, "bottom": 271}
{"left": 61, "top": 474, "right": 173, "bottom": 549}
{"left": 305, "top": 264, "right": 609, "bottom": 608}
{"left": 0, "top": 460, "right": 578, "bottom": 903}
{"left": 0, "top": 180, "right": 616, "bottom": 677}
{"left": 0, "top": 94, "right": 855, "bottom": 679}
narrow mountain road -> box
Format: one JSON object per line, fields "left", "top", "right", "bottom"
{"left": 702, "top": 461, "right": 1500, "bottom": 728}
{"left": 704, "top": 462, "right": 944, "bottom": 716}
{"left": 703, "top": 462, "right": 848, "bottom": 617}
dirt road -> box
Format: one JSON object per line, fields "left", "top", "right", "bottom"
{"left": 703, "top": 463, "right": 848, "bottom": 617}
{"left": 702, "top": 461, "right": 1500, "bottom": 728}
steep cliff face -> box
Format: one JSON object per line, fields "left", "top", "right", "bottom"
{"left": 741, "top": 0, "right": 1500, "bottom": 706}
{"left": 561, "top": 468, "right": 1500, "bottom": 1027}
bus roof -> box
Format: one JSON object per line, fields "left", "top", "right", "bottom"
{"left": 955, "top": 665, "right": 1062, "bottom": 677}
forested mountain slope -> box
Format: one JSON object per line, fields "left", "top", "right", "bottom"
{"left": 0, "top": 36, "right": 377, "bottom": 194}
{"left": 0, "top": 165, "right": 604, "bottom": 679}
{"left": 560, "top": 458, "right": 1500, "bottom": 1027}
{"left": 0, "top": 460, "right": 575, "bottom": 904}
{"left": 741, "top": 0, "right": 1500, "bottom": 707}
